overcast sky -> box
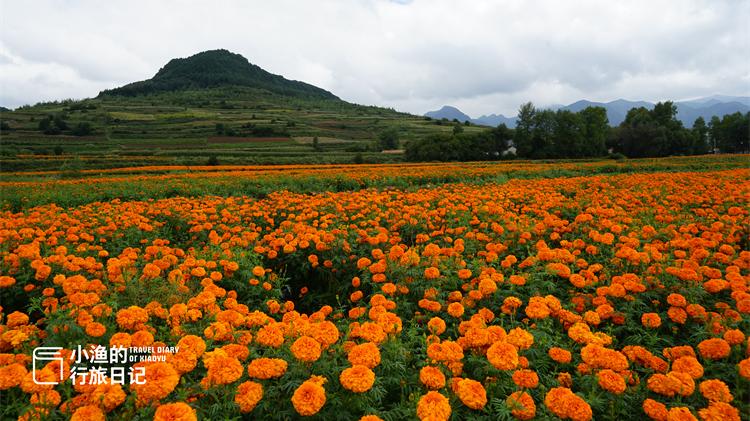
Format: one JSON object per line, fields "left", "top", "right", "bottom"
{"left": 1, "top": 0, "right": 748, "bottom": 116}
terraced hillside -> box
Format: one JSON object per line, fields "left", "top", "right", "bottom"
{"left": 0, "top": 51, "right": 484, "bottom": 171}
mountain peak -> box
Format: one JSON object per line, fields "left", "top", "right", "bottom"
{"left": 99, "top": 49, "right": 338, "bottom": 99}
{"left": 424, "top": 105, "right": 472, "bottom": 122}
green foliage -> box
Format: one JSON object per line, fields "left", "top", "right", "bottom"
{"left": 377, "top": 128, "right": 400, "bottom": 150}
{"left": 38, "top": 114, "right": 69, "bottom": 135}
{"left": 71, "top": 121, "right": 93, "bottom": 136}
{"left": 613, "top": 101, "right": 701, "bottom": 157}
{"left": 708, "top": 112, "right": 750, "bottom": 153}
{"left": 513, "top": 103, "right": 609, "bottom": 159}
{"left": 405, "top": 123, "right": 512, "bottom": 162}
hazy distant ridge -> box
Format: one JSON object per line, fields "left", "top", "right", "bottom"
{"left": 425, "top": 95, "right": 750, "bottom": 127}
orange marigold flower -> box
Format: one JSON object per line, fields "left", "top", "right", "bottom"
{"left": 647, "top": 373, "right": 679, "bottom": 397}
{"left": 487, "top": 341, "right": 519, "bottom": 370}
{"left": 130, "top": 362, "right": 180, "bottom": 405}
{"left": 427, "top": 317, "right": 447, "bottom": 335}
{"left": 7, "top": 311, "right": 30, "bottom": 327}
{"left": 89, "top": 381, "right": 126, "bottom": 412}
{"left": 672, "top": 356, "right": 703, "bottom": 379}
{"left": 115, "top": 306, "right": 149, "bottom": 330}
{"left": 697, "top": 338, "right": 730, "bottom": 360}
{"left": 506, "top": 327, "right": 534, "bottom": 350}
{"left": 512, "top": 369, "right": 539, "bottom": 389}
{"left": 84, "top": 322, "right": 106, "bottom": 338}
{"left": 447, "top": 302, "right": 464, "bottom": 318}
{"left": 290, "top": 336, "right": 322, "bottom": 363}
{"left": 668, "top": 306, "right": 688, "bottom": 324}
{"left": 419, "top": 366, "right": 446, "bottom": 390}
{"left": 339, "top": 365, "right": 375, "bottom": 393}
{"left": 291, "top": 376, "right": 327, "bottom": 416}
{"left": 557, "top": 372, "right": 573, "bottom": 388}
{"left": 597, "top": 369, "right": 626, "bottom": 394}
{"left": 643, "top": 398, "right": 668, "bottom": 421}
{"left": 424, "top": 267, "right": 440, "bottom": 280}
{"left": 202, "top": 354, "right": 243, "bottom": 388}
{"left": 416, "top": 391, "right": 451, "bottom": 421}
{"left": 71, "top": 405, "right": 105, "bottom": 421}
{"left": 641, "top": 313, "right": 662, "bottom": 328}
{"left": 455, "top": 378, "right": 487, "bottom": 410}
{"left": 580, "top": 343, "right": 628, "bottom": 371}
{"left": 507, "top": 391, "right": 536, "bottom": 420}
{"left": 549, "top": 347, "right": 573, "bottom": 364}
{"left": 153, "top": 402, "right": 197, "bottom": 421}
{"left": 247, "top": 358, "right": 288, "bottom": 379}
{"left": 426, "top": 341, "right": 464, "bottom": 363}
{"left": 525, "top": 300, "right": 551, "bottom": 319}
{"left": 697, "top": 402, "right": 740, "bottom": 421}
{"left": 667, "top": 407, "right": 697, "bottom": 421}
{"left": 544, "top": 387, "right": 592, "bottom": 421}
{"left": 738, "top": 358, "right": 750, "bottom": 379}
{"left": 698, "top": 379, "right": 732, "bottom": 403}
{"left": 177, "top": 335, "right": 206, "bottom": 357}
{"left": 255, "top": 323, "right": 285, "bottom": 348}
{"left": 348, "top": 342, "right": 381, "bottom": 368}
{"left": 235, "top": 381, "right": 263, "bottom": 413}
{"left": 722, "top": 329, "right": 745, "bottom": 346}
{"left": 0, "top": 363, "right": 27, "bottom": 390}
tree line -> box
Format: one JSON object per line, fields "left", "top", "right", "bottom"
{"left": 405, "top": 101, "right": 749, "bottom": 161}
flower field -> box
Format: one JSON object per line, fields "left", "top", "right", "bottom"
{"left": 0, "top": 159, "right": 749, "bottom": 420}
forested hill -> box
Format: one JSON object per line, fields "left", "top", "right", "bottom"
{"left": 99, "top": 49, "right": 338, "bottom": 100}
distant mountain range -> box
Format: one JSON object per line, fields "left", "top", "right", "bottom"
{"left": 425, "top": 95, "right": 750, "bottom": 127}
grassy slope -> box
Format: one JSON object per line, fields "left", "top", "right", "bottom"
{"left": 0, "top": 86, "right": 484, "bottom": 170}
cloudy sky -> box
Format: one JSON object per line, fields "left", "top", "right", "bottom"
{"left": 1, "top": 0, "right": 748, "bottom": 116}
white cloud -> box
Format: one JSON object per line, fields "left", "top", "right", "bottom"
{"left": 0, "top": 0, "right": 748, "bottom": 116}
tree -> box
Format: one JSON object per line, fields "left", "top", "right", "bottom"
{"left": 38, "top": 114, "right": 68, "bottom": 135}
{"left": 691, "top": 117, "right": 709, "bottom": 154}
{"left": 71, "top": 122, "right": 93, "bottom": 136}
{"left": 708, "top": 116, "right": 721, "bottom": 152}
{"left": 514, "top": 102, "right": 536, "bottom": 157}
{"left": 579, "top": 106, "right": 609, "bottom": 156}
{"left": 489, "top": 124, "right": 514, "bottom": 157}
{"left": 530, "top": 109, "right": 555, "bottom": 158}
{"left": 551, "top": 110, "right": 584, "bottom": 158}
{"left": 312, "top": 136, "right": 321, "bottom": 151}
{"left": 709, "top": 112, "right": 750, "bottom": 153}
{"left": 452, "top": 123, "right": 464, "bottom": 135}
{"left": 615, "top": 107, "right": 663, "bottom": 157}
{"left": 613, "top": 102, "right": 693, "bottom": 157}
{"left": 377, "top": 128, "right": 399, "bottom": 150}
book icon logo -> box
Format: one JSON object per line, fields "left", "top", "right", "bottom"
{"left": 32, "top": 347, "right": 64, "bottom": 385}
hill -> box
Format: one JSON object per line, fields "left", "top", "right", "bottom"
{"left": 424, "top": 105, "right": 472, "bottom": 122}
{"left": 472, "top": 113, "right": 517, "bottom": 127}
{"left": 100, "top": 49, "right": 338, "bottom": 100}
{"left": 0, "top": 50, "right": 486, "bottom": 171}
